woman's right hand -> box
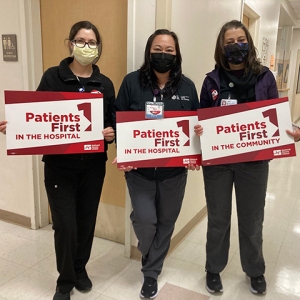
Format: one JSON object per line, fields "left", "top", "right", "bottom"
{"left": 286, "top": 128, "right": 300, "bottom": 142}
{"left": 0, "top": 120, "right": 7, "bottom": 135}
{"left": 112, "top": 157, "right": 137, "bottom": 172}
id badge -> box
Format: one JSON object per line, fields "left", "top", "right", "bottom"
{"left": 145, "top": 102, "right": 164, "bottom": 119}
{"left": 221, "top": 99, "right": 237, "bottom": 106}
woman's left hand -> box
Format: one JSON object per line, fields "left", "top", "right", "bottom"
{"left": 103, "top": 126, "right": 115, "bottom": 142}
{"left": 112, "top": 157, "right": 137, "bottom": 172}
{"left": 194, "top": 124, "right": 203, "bottom": 136}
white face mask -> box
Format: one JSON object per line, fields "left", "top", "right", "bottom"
{"left": 72, "top": 45, "right": 98, "bottom": 66}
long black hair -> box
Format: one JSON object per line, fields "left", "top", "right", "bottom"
{"left": 214, "top": 20, "right": 262, "bottom": 74}
{"left": 139, "top": 29, "right": 182, "bottom": 97}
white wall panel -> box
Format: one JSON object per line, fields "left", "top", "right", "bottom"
{"left": 171, "top": 0, "right": 243, "bottom": 92}
{"left": 127, "top": 0, "right": 156, "bottom": 72}
{"left": 169, "top": 0, "right": 243, "bottom": 236}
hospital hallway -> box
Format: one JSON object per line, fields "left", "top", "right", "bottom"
{"left": 0, "top": 142, "right": 299, "bottom": 300}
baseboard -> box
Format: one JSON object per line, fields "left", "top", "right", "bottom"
{"left": 130, "top": 206, "right": 207, "bottom": 260}
{"left": 0, "top": 209, "right": 31, "bottom": 228}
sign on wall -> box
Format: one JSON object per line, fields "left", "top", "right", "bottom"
{"left": 2, "top": 34, "right": 18, "bottom": 61}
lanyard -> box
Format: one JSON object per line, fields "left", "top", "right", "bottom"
{"left": 75, "top": 75, "right": 85, "bottom": 92}
{"left": 152, "top": 88, "right": 163, "bottom": 103}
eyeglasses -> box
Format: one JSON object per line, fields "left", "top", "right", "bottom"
{"left": 71, "top": 39, "right": 98, "bottom": 49}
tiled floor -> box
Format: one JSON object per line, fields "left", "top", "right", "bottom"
{"left": 0, "top": 143, "right": 300, "bottom": 299}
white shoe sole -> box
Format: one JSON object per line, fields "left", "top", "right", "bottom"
{"left": 247, "top": 275, "right": 266, "bottom": 295}
{"left": 139, "top": 291, "right": 158, "bottom": 299}
{"left": 206, "top": 284, "right": 223, "bottom": 293}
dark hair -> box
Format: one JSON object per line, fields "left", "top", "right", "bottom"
{"left": 67, "top": 20, "right": 102, "bottom": 63}
{"left": 139, "top": 29, "right": 182, "bottom": 97}
{"left": 214, "top": 20, "right": 262, "bottom": 74}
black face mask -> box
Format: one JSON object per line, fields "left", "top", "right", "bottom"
{"left": 223, "top": 42, "right": 249, "bottom": 65}
{"left": 150, "top": 52, "right": 176, "bottom": 73}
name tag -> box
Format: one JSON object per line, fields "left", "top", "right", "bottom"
{"left": 145, "top": 102, "right": 164, "bottom": 119}
{"left": 221, "top": 99, "right": 237, "bottom": 106}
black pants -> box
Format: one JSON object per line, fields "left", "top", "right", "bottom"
{"left": 126, "top": 171, "right": 187, "bottom": 279}
{"left": 44, "top": 160, "right": 105, "bottom": 293}
{"left": 203, "top": 161, "right": 268, "bottom": 277}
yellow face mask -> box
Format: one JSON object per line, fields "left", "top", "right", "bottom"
{"left": 72, "top": 45, "right": 98, "bottom": 66}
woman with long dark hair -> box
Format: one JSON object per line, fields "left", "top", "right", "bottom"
{"left": 113, "top": 29, "right": 199, "bottom": 299}
{"left": 195, "top": 20, "right": 278, "bottom": 295}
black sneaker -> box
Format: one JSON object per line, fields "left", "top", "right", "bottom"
{"left": 53, "top": 288, "right": 70, "bottom": 300}
{"left": 75, "top": 277, "right": 92, "bottom": 292}
{"left": 206, "top": 271, "right": 223, "bottom": 293}
{"left": 140, "top": 276, "right": 158, "bottom": 299}
{"left": 250, "top": 275, "right": 266, "bottom": 294}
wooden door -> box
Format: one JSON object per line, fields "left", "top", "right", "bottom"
{"left": 40, "top": 0, "right": 128, "bottom": 242}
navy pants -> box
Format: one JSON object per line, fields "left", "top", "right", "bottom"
{"left": 203, "top": 161, "right": 268, "bottom": 277}
{"left": 126, "top": 171, "right": 187, "bottom": 279}
{"left": 44, "top": 159, "right": 105, "bottom": 293}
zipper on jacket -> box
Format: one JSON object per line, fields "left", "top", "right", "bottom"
{"left": 153, "top": 167, "right": 157, "bottom": 179}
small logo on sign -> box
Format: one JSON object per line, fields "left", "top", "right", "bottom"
{"left": 183, "top": 158, "right": 198, "bottom": 165}
{"left": 273, "top": 150, "right": 281, "bottom": 156}
{"left": 84, "top": 144, "right": 101, "bottom": 151}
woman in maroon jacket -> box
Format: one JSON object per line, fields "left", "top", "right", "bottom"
{"left": 195, "top": 20, "right": 278, "bottom": 296}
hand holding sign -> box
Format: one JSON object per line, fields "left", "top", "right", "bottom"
{"left": 194, "top": 124, "right": 203, "bottom": 137}
{"left": 286, "top": 123, "right": 300, "bottom": 142}
{"left": 102, "top": 126, "right": 115, "bottom": 142}
{"left": 0, "top": 120, "right": 7, "bottom": 134}
{"left": 112, "top": 156, "right": 137, "bottom": 172}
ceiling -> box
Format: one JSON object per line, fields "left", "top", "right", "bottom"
{"left": 287, "top": 0, "right": 300, "bottom": 23}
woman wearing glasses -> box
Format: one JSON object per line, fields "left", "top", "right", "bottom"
{"left": 41, "top": 21, "right": 115, "bottom": 300}
{"left": 0, "top": 21, "right": 115, "bottom": 300}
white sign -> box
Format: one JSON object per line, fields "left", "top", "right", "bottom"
{"left": 117, "top": 111, "right": 201, "bottom": 167}
{"left": 198, "top": 97, "right": 296, "bottom": 165}
{"left": 5, "top": 91, "right": 104, "bottom": 155}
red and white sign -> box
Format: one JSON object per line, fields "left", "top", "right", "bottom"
{"left": 5, "top": 91, "right": 104, "bottom": 155}
{"left": 116, "top": 111, "right": 201, "bottom": 168}
{"left": 198, "top": 97, "right": 296, "bottom": 166}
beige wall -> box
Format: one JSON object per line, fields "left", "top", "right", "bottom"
{"left": 290, "top": 30, "right": 300, "bottom": 122}
{"left": 0, "top": 0, "right": 44, "bottom": 228}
